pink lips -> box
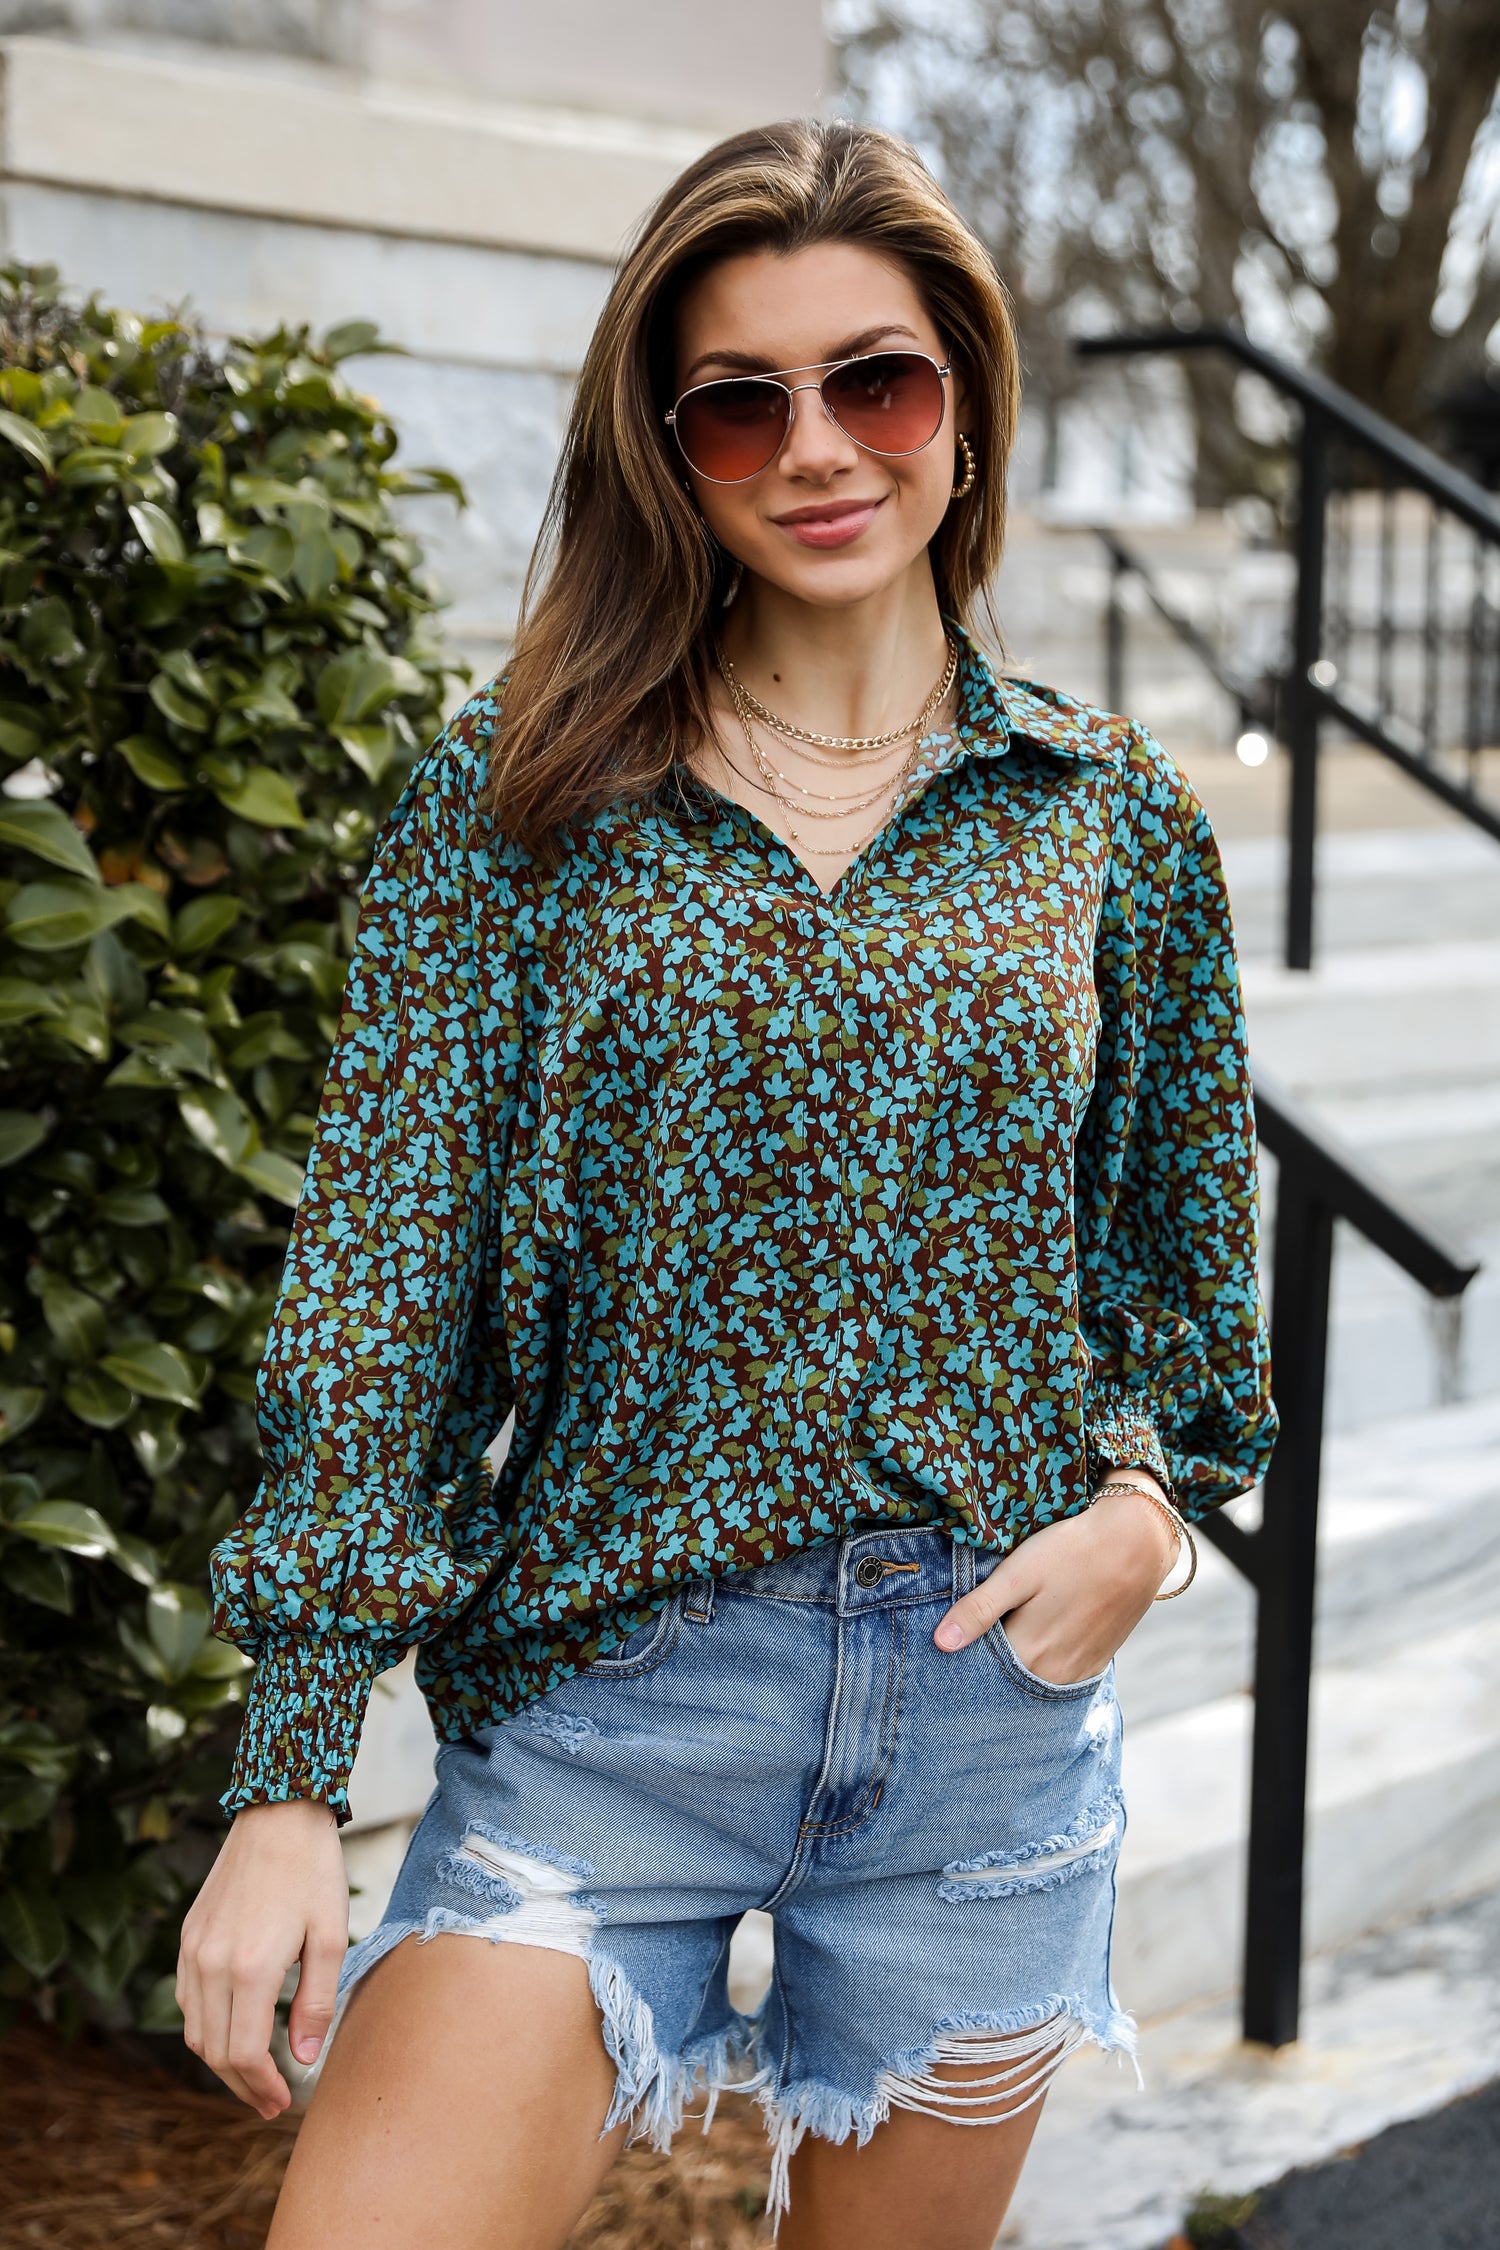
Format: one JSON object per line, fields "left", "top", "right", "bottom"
{"left": 774, "top": 499, "right": 884, "bottom": 549}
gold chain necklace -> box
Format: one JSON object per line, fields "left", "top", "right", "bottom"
{"left": 718, "top": 637, "right": 958, "bottom": 754}
{"left": 724, "top": 677, "right": 913, "bottom": 819}
{"left": 726, "top": 693, "right": 934, "bottom": 856}
{"left": 733, "top": 697, "right": 918, "bottom": 804}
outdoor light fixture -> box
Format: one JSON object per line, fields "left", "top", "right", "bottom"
{"left": 1235, "top": 730, "right": 1271, "bottom": 767}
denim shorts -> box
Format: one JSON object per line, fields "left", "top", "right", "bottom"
{"left": 331, "top": 1523, "right": 1137, "bottom": 2221}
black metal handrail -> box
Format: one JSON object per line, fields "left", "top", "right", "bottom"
{"left": 1077, "top": 323, "right": 1500, "bottom": 967}
{"left": 1098, "top": 525, "right": 1276, "bottom": 735}
{"left": 1224, "top": 1069, "right": 1478, "bottom": 2047}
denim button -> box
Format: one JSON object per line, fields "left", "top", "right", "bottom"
{"left": 854, "top": 1555, "right": 883, "bottom": 1588}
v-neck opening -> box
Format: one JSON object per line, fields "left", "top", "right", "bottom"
{"left": 664, "top": 719, "right": 980, "bottom": 907}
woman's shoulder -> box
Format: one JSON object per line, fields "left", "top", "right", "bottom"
{"left": 1000, "top": 670, "right": 1213, "bottom": 856}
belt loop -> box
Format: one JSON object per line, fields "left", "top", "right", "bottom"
{"left": 952, "top": 1539, "right": 974, "bottom": 1603}
{"left": 684, "top": 1577, "right": 714, "bottom": 1626}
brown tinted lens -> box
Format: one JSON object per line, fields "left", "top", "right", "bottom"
{"left": 674, "top": 378, "right": 790, "bottom": 481}
{"left": 822, "top": 353, "right": 945, "bottom": 455}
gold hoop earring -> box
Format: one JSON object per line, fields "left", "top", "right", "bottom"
{"left": 950, "top": 433, "right": 976, "bottom": 500}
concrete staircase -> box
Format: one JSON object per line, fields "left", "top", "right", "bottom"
{"left": 1226, "top": 823, "right": 1500, "bottom": 1429}
{"left": 1112, "top": 1394, "right": 1500, "bottom": 2017}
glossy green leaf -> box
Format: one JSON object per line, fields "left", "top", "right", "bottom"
{"left": 0, "top": 977, "right": 60, "bottom": 1026}
{"left": 211, "top": 768, "right": 304, "bottom": 828}
{"left": 96, "top": 1187, "right": 170, "bottom": 1226}
{"left": 335, "top": 723, "right": 397, "bottom": 783}
{"left": 0, "top": 410, "right": 50, "bottom": 470}
{"left": 72, "top": 385, "right": 126, "bottom": 438}
{"left": 0, "top": 798, "right": 99, "bottom": 880}
{"left": 127, "top": 1403, "right": 184, "bottom": 1480}
{"left": 118, "top": 1004, "right": 215, "bottom": 1079}
{"left": 292, "top": 523, "right": 339, "bottom": 600}
{"left": 178, "top": 1083, "right": 256, "bottom": 1166}
{"left": 322, "top": 319, "right": 382, "bottom": 361}
{"left": 63, "top": 1366, "right": 135, "bottom": 1428}
{"left": 37, "top": 1274, "right": 109, "bottom": 1361}
{"left": 189, "top": 1634, "right": 252, "bottom": 1681}
{"left": 127, "top": 500, "right": 187, "bottom": 563}
{"left": 110, "top": 1531, "right": 161, "bottom": 1588}
{"left": 0, "top": 1387, "right": 46, "bottom": 1447}
{"left": 53, "top": 997, "right": 110, "bottom": 1059}
{"left": 234, "top": 1145, "right": 307, "bottom": 1206}
{"left": 2, "top": 1543, "right": 73, "bottom": 1614}
{"left": 117, "top": 734, "right": 187, "bottom": 791}
{"left": 5, "top": 877, "right": 161, "bottom": 951}
{"left": 148, "top": 672, "right": 209, "bottom": 730}
{"left": 11, "top": 1499, "right": 117, "bottom": 1558}
{"left": 231, "top": 521, "right": 295, "bottom": 581}
{"left": 173, "top": 894, "right": 241, "bottom": 953}
{"left": 0, "top": 1887, "right": 68, "bottom": 1975}
{"left": 120, "top": 411, "right": 178, "bottom": 461}
{"left": 0, "top": 1113, "right": 46, "bottom": 1168}
{"left": 99, "top": 1341, "right": 202, "bottom": 1410}
{"left": 146, "top": 1583, "right": 211, "bottom": 1680}
{"left": 0, "top": 1473, "right": 43, "bottom": 1522}
{"left": 21, "top": 595, "right": 83, "bottom": 664}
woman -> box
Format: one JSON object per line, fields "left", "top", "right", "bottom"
{"left": 180, "top": 120, "right": 1275, "bottom": 2250}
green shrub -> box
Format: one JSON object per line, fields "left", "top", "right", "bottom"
{"left": 0, "top": 264, "right": 467, "bottom": 2035}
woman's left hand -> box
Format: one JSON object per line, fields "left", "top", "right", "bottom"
{"left": 933, "top": 1478, "right": 1180, "bottom": 1683}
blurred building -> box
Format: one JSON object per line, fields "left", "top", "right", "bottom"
{"left": 0, "top": 0, "right": 831, "bottom": 669}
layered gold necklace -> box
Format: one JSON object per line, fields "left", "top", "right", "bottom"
{"left": 713, "top": 637, "right": 958, "bottom": 859}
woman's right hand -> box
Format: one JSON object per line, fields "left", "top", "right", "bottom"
{"left": 177, "top": 1796, "right": 349, "bottom": 2118}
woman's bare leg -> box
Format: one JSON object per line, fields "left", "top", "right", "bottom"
{"left": 267, "top": 1934, "right": 627, "bottom": 2250}
{"left": 779, "top": 2048, "right": 1050, "bottom": 2250}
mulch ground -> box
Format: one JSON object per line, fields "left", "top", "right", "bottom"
{"left": 0, "top": 2020, "right": 773, "bottom": 2250}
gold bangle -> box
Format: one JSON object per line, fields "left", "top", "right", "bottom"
{"left": 1089, "top": 1479, "right": 1199, "bottom": 1600}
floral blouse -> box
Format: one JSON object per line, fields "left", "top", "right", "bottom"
{"left": 210, "top": 627, "right": 1276, "bottom": 1822}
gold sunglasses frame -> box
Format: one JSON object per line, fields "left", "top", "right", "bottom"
{"left": 665, "top": 350, "right": 952, "bottom": 484}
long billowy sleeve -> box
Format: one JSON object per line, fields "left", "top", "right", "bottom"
{"left": 1075, "top": 727, "right": 1277, "bottom": 1516}
{"left": 209, "top": 712, "right": 522, "bottom": 1820}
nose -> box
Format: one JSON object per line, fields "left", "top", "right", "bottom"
{"left": 775, "top": 379, "right": 861, "bottom": 482}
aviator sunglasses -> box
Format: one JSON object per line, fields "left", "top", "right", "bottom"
{"left": 666, "top": 349, "right": 951, "bottom": 483}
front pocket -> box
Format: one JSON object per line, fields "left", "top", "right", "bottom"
{"left": 586, "top": 1589, "right": 683, "bottom": 1676}
{"left": 984, "top": 1617, "right": 1112, "bottom": 1702}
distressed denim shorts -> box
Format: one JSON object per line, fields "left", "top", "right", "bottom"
{"left": 330, "top": 1524, "right": 1137, "bottom": 2221}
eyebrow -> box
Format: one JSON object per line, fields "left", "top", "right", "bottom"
{"left": 680, "top": 323, "right": 922, "bottom": 388}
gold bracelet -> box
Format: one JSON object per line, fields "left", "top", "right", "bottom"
{"left": 1089, "top": 1479, "right": 1199, "bottom": 1600}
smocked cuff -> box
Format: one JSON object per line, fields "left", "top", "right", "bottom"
{"left": 1085, "top": 1387, "right": 1174, "bottom": 1503}
{"left": 220, "top": 1632, "right": 383, "bottom": 1827}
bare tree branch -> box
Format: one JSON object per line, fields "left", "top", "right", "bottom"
{"left": 837, "top": 0, "right": 1500, "bottom": 491}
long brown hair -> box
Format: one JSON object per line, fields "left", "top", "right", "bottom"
{"left": 487, "top": 118, "right": 1022, "bottom": 862}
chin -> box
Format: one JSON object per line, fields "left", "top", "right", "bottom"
{"left": 750, "top": 544, "right": 920, "bottom": 609}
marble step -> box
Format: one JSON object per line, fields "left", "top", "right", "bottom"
{"left": 1318, "top": 1225, "right": 1499, "bottom": 1431}
{"left": 1113, "top": 1393, "right": 1500, "bottom": 1727}
{"left": 1241, "top": 938, "right": 1500, "bottom": 1099}
{"left": 1221, "top": 826, "right": 1500, "bottom": 960}
{"left": 1112, "top": 1603, "right": 1500, "bottom": 2018}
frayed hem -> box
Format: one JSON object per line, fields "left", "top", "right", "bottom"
{"left": 758, "top": 1995, "right": 1140, "bottom": 2229}
{"left": 592, "top": 1950, "right": 765, "bottom": 2153}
